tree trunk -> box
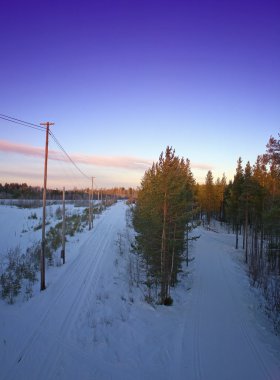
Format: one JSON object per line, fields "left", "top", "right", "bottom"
{"left": 235, "top": 224, "right": 239, "bottom": 249}
{"left": 244, "top": 208, "right": 248, "bottom": 263}
{"left": 160, "top": 191, "right": 167, "bottom": 303}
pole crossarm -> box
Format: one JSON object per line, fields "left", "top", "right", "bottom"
{"left": 40, "top": 122, "right": 55, "bottom": 127}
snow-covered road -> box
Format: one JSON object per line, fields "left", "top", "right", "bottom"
{"left": 1, "top": 202, "right": 280, "bottom": 380}
{"left": 182, "top": 228, "right": 280, "bottom": 380}
{"left": 1, "top": 201, "right": 126, "bottom": 380}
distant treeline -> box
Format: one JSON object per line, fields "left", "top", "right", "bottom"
{"left": 0, "top": 182, "right": 137, "bottom": 201}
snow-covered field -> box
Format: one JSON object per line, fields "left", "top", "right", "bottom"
{"left": 0, "top": 201, "right": 280, "bottom": 380}
{"left": 0, "top": 202, "right": 88, "bottom": 256}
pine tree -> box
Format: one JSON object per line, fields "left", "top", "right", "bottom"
{"left": 263, "top": 135, "right": 280, "bottom": 276}
{"left": 215, "top": 173, "right": 227, "bottom": 221}
{"left": 133, "top": 147, "right": 196, "bottom": 304}
{"left": 204, "top": 170, "right": 215, "bottom": 224}
{"left": 225, "top": 158, "right": 244, "bottom": 248}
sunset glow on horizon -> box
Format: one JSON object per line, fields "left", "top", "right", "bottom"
{"left": 1, "top": 0, "right": 279, "bottom": 188}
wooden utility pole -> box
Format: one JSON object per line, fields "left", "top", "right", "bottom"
{"left": 88, "top": 187, "right": 91, "bottom": 230}
{"left": 91, "top": 177, "right": 95, "bottom": 228}
{"left": 61, "top": 186, "right": 66, "bottom": 264}
{"left": 40, "top": 121, "right": 54, "bottom": 291}
{"left": 88, "top": 177, "right": 95, "bottom": 230}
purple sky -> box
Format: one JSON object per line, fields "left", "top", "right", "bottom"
{"left": 0, "top": 0, "right": 279, "bottom": 188}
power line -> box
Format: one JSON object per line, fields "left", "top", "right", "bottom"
{"left": 0, "top": 113, "right": 44, "bottom": 129}
{"left": 0, "top": 113, "right": 45, "bottom": 130}
{"left": 0, "top": 114, "right": 45, "bottom": 132}
{"left": 49, "top": 131, "right": 91, "bottom": 180}
{"left": 48, "top": 139, "right": 90, "bottom": 189}
{"left": 0, "top": 112, "right": 92, "bottom": 181}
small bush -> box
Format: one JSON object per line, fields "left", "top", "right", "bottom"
{"left": 55, "top": 206, "right": 62, "bottom": 220}
{"left": 47, "top": 225, "right": 62, "bottom": 251}
{"left": 0, "top": 271, "right": 21, "bottom": 304}
{"left": 0, "top": 246, "right": 38, "bottom": 304}
{"left": 33, "top": 222, "right": 42, "bottom": 231}
{"left": 26, "top": 242, "right": 41, "bottom": 270}
{"left": 28, "top": 212, "right": 38, "bottom": 220}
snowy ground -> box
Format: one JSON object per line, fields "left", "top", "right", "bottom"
{"left": 0, "top": 202, "right": 88, "bottom": 256}
{"left": 0, "top": 201, "right": 280, "bottom": 380}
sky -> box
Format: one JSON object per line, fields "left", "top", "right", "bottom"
{"left": 0, "top": 0, "right": 279, "bottom": 189}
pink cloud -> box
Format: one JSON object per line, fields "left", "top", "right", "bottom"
{"left": 0, "top": 139, "right": 45, "bottom": 158}
{"left": 191, "top": 162, "right": 213, "bottom": 171}
{"left": 0, "top": 139, "right": 152, "bottom": 171}
{"left": 0, "top": 139, "right": 212, "bottom": 173}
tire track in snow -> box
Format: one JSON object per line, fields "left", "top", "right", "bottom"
{"left": 170, "top": 304, "right": 189, "bottom": 379}
{"left": 22, "top": 328, "right": 98, "bottom": 380}
{"left": 193, "top": 274, "right": 203, "bottom": 380}
{"left": 36, "top": 223, "right": 115, "bottom": 380}
{"left": 3, "top": 203, "right": 124, "bottom": 380}
{"left": 58, "top": 223, "right": 114, "bottom": 339}
{"left": 189, "top": 228, "right": 280, "bottom": 380}
{"left": 3, "top": 230, "right": 94, "bottom": 380}
{"left": 218, "top": 250, "right": 274, "bottom": 380}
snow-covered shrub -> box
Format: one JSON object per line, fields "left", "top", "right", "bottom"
{"left": 55, "top": 206, "right": 62, "bottom": 220}
{"left": 0, "top": 271, "right": 21, "bottom": 304}
{"left": 264, "top": 276, "right": 280, "bottom": 333}
{"left": 25, "top": 242, "right": 41, "bottom": 270}
{"left": 47, "top": 225, "right": 62, "bottom": 251}
{"left": 33, "top": 222, "right": 43, "bottom": 231}
{"left": 28, "top": 212, "right": 38, "bottom": 220}
{"left": 0, "top": 246, "right": 38, "bottom": 304}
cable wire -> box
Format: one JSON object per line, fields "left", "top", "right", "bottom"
{"left": 49, "top": 131, "right": 91, "bottom": 180}
{"left": 1, "top": 112, "right": 92, "bottom": 182}
{"left": 0, "top": 113, "right": 44, "bottom": 129}
{"left": 0, "top": 114, "right": 45, "bottom": 132}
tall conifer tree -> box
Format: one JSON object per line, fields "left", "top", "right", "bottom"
{"left": 133, "top": 147, "right": 196, "bottom": 304}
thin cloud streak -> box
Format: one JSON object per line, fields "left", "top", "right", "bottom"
{"left": 0, "top": 140, "right": 45, "bottom": 159}
{"left": 191, "top": 162, "right": 213, "bottom": 171}
{"left": 68, "top": 153, "right": 152, "bottom": 170}
{"left": 0, "top": 139, "right": 212, "bottom": 173}
{"left": 0, "top": 140, "right": 151, "bottom": 171}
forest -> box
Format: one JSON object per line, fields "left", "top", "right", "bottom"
{"left": 196, "top": 134, "right": 280, "bottom": 329}
{"left": 133, "top": 134, "right": 280, "bottom": 329}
